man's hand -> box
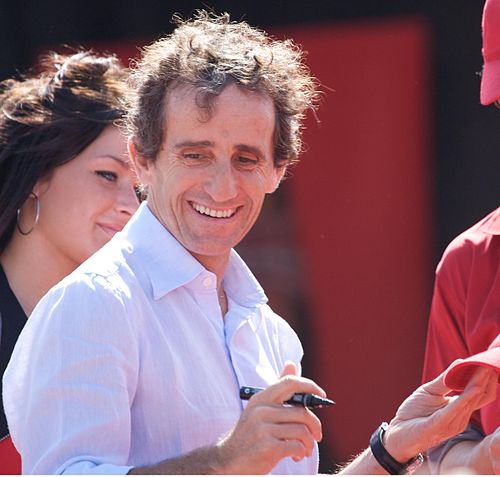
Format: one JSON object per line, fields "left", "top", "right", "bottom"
{"left": 130, "top": 363, "right": 325, "bottom": 475}
{"left": 215, "top": 363, "right": 325, "bottom": 474}
{"left": 383, "top": 365, "right": 498, "bottom": 464}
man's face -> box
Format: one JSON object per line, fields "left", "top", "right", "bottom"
{"left": 133, "top": 83, "right": 284, "bottom": 263}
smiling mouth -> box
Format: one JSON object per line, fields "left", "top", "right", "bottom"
{"left": 98, "top": 224, "right": 123, "bottom": 236}
{"left": 190, "top": 201, "right": 238, "bottom": 219}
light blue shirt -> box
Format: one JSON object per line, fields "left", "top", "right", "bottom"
{"left": 4, "top": 203, "right": 318, "bottom": 474}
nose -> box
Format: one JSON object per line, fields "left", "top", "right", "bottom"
{"left": 116, "top": 182, "right": 140, "bottom": 217}
{"left": 205, "top": 161, "right": 238, "bottom": 202}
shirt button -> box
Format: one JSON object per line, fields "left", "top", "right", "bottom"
{"left": 202, "top": 277, "right": 212, "bottom": 288}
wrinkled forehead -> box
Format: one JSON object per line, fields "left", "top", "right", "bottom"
{"left": 157, "top": 82, "right": 280, "bottom": 168}
{"left": 163, "top": 81, "right": 275, "bottom": 122}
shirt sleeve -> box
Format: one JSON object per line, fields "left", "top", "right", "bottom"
{"left": 422, "top": 238, "right": 472, "bottom": 382}
{"left": 3, "top": 273, "right": 139, "bottom": 474}
{"left": 421, "top": 236, "right": 483, "bottom": 430}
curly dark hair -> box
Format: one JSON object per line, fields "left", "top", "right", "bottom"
{"left": 0, "top": 50, "right": 128, "bottom": 254}
{"left": 126, "top": 10, "right": 320, "bottom": 169}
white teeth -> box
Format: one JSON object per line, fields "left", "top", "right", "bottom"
{"left": 191, "top": 202, "right": 236, "bottom": 218}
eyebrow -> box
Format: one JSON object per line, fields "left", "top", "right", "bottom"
{"left": 174, "top": 141, "right": 266, "bottom": 159}
{"left": 97, "top": 155, "right": 131, "bottom": 168}
{"left": 174, "top": 140, "right": 214, "bottom": 149}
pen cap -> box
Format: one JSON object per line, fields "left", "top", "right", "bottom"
{"left": 239, "top": 386, "right": 263, "bottom": 399}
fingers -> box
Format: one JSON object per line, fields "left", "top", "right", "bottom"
{"left": 220, "top": 379, "right": 323, "bottom": 473}
{"left": 280, "top": 361, "right": 297, "bottom": 378}
{"left": 251, "top": 419, "right": 319, "bottom": 463}
{"left": 385, "top": 366, "right": 498, "bottom": 464}
{"left": 272, "top": 422, "right": 318, "bottom": 458}
{"left": 418, "top": 365, "right": 496, "bottom": 413}
{"left": 226, "top": 369, "right": 325, "bottom": 470}
{"left": 248, "top": 432, "right": 314, "bottom": 463}
{"left": 459, "top": 366, "right": 497, "bottom": 410}
{"left": 442, "top": 367, "right": 498, "bottom": 425}
{"left": 243, "top": 369, "right": 325, "bottom": 443}
{"left": 248, "top": 374, "right": 327, "bottom": 409}
{"left": 248, "top": 403, "right": 323, "bottom": 441}
{"left": 424, "top": 367, "right": 498, "bottom": 446}
{"left": 419, "top": 368, "right": 453, "bottom": 397}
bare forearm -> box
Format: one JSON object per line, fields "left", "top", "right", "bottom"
{"left": 128, "top": 444, "right": 228, "bottom": 475}
{"left": 337, "top": 448, "right": 388, "bottom": 475}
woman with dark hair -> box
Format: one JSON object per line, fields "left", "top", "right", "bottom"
{"left": 0, "top": 50, "right": 139, "bottom": 473}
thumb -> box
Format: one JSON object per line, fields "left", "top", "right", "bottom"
{"left": 420, "top": 369, "right": 451, "bottom": 397}
{"left": 280, "top": 361, "right": 298, "bottom": 378}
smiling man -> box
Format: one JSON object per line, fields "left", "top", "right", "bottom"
{"left": 3, "top": 11, "right": 498, "bottom": 476}
{"left": 3, "top": 13, "right": 326, "bottom": 475}
{"left": 132, "top": 82, "right": 284, "bottom": 310}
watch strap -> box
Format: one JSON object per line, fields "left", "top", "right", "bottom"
{"left": 369, "top": 422, "right": 424, "bottom": 475}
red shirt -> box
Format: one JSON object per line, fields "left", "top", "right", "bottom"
{"left": 422, "top": 207, "right": 500, "bottom": 434}
{"left": 0, "top": 436, "right": 21, "bottom": 474}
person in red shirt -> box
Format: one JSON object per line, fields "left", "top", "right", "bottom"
{"left": 422, "top": 0, "right": 500, "bottom": 472}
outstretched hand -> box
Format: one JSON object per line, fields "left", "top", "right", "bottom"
{"left": 216, "top": 362, "right": 325, "bottom": 474}
{"left": 383, "top": 364, "right": 498, "bottom": 463}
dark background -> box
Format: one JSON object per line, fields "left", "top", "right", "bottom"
{"left": 1, "top": 0, "right": 498, "bottom": 471}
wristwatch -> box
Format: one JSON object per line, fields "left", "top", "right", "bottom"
{"left": 369, "top": 422, "right": 425, "bottom": 474}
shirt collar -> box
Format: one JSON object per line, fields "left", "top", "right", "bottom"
{"left": 484, "top": 207, "right": 500, "bottom": 235}
{"left": 120, "top": 202, "right": 268, "bottom": 308}
{"left": 224, "top": 249, "right": 268, "bottom": 309}
{"left": 121, "top": 202, "right": 205, "bottom": 300}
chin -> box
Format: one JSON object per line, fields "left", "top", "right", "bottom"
{"left": 188, "top": 242, "right": 236, "bottom": 258}
{"left": 85, "top": 240, "right": 107, "bottom": 259}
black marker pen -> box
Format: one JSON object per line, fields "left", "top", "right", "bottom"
{"left": 240, "top": 386, "right": 335, "bottom": 409}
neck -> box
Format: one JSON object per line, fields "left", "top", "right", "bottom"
{"left": 1, "top": 232, "right": 78, "bottom": 316}
{"left": 192, "top": 251, "right": 230, "bottom": 287}
{"left": 191, "top": 251, "right": 230, "bottom": 316}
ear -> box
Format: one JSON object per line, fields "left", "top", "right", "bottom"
{"left": 266, "top": 164, "right": 287, "bottom": 194}
{"left": 128, "top": 138, "right": 153, "bottom": 184}
{"left": 32, "top": 176, "right": 51, "bottom": 197}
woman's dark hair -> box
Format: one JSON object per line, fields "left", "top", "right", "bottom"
{"left": 0, "top": 50, "right": 128, "bottom": 254}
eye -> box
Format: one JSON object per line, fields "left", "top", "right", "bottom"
{"left": 235, "top": 155, "right": 258, "bottom": 169}
{"left": 180, "top": 151, "right": 212, "bottom": 166}
{"left": 238, "top": 156, "right": 257, "bottom": 164}
{"left": 96, "top": 170, "right": 118, "bottom": 182}
{"left": 183, "top": 152, "right": 204, "bottom": 161}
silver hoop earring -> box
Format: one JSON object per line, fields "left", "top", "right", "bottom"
{"left": 16, "top": 192, "right": 40, "bottom": 235}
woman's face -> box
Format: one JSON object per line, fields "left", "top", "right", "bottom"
{"left": 32, "top": 125, "right": 139, "bottom": 268}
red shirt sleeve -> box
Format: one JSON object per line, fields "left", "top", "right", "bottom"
{"left": 421, "top": 235, "right": 483, "bottom": 429}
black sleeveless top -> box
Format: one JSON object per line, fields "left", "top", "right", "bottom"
{"left": 0, "top": 265, "right": 27, "bottom": 440}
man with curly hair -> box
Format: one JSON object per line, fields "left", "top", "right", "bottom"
{"left": 4, "top": 11, "right": 497, "bottom": 475}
